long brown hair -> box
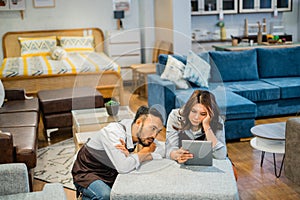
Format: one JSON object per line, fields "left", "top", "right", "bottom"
{"left": 178, "top": 90, "right": 223, "bottom": 133}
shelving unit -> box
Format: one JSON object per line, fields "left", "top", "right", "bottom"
{"left": 105, "top": 30, "right": 141, "bottom": 82}
{"left": 191, "top": 0, "right": 237, "bottom": 15}
{"left": 0, "top": 0, "right": 25, "bottom": 19}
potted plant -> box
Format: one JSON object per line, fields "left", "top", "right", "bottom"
{"left": 105, "top": 100, "right": 120, "bottom": 116}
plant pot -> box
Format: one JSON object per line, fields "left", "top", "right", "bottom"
{"left": 105, "top": 104, "right": 119, "bottom": 116}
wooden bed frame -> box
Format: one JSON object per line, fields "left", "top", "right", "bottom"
{"left": 1, "top": 28, "right": 124, "bottom": 104}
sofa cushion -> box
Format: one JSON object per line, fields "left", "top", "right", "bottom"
{"left": 175, "top": 88, "right": 257, "bottom": 120}
{"left": 183, "top": 51, "right": 211, "bottom": 88}
{"left": 257, "top": 47, "right": 300, "bottom": 78}
{"left": 0, "top": 112, "right": 39, "bottom": 128}
{"left": 160, "top": 55, "right": 189, "bottom": 89}
{"left": 209, "top": 49, "right": 259, "bottom": 82}
{"left": 223, "top": 80, "right": 280, "bottom": 102}
{"left": 0, "top": 127, "right": 37, "bottom": 169}
{"left": 0, "top": 98, "right": 39, "bottom": 114}
{"left": 38, "top": 87, "right": 103, "bottom": 114}
{"left": 157, "top": 53, "right": 209, "bottom": 76}
{"left": 261, "top": 77, "right": 300, "bottom": 99}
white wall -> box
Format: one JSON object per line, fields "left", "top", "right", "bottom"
{"left": 154, "top": 0, "right": 191, "bottom": 56}
{"left": 138, "top": 0, "right": 155, "bottom": 63}
{"left": 0, "top": 0, "right": 140, "bottom": 60}
{"left": 172, "top": 0, "right": 191, "bottom": 55}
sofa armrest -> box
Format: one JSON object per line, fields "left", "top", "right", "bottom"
{"left": 0, "top": 131, "right": 14, "bottom": 163}
{"left": 0, "top": 163, "right": 30, "bottom": 196}
{"left": 42, "top": 183, "right": 67, "bottom": 199}
{"left": 5, "top": 89, "right": 26, "bottom": 101}
{"left": 147, "top": 74, "right": 177, "bottom": 123}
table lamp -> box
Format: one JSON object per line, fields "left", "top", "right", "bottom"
{"left": 114, "top": 10, "right": 124, "bottom": 30}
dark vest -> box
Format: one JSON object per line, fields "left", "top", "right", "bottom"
{"left": 72, "top": 145, "right": 118, "bottom": 188}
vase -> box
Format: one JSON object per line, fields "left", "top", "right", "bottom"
{"left": 220, "top": 27, "right": 226, "bottom": 41}
{"left": 257, "top": 30, "right": 263, "bottom": 44}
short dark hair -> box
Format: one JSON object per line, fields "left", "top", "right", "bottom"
{"left": 133, "top": 105, "right": 163, "bottom": 123}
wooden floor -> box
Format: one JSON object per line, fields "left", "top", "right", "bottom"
{"left": 34, "top": 86, "right": 300, "bottom": 200}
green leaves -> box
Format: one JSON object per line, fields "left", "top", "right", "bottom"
{"left": 105, "top": 100, "right": 120, "bottom": 106}
{"left": 216, "top": 21, "right": 225, "bottom": 27}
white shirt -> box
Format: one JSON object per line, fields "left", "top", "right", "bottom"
{"left": 87, "top": 119, "right": 163, "bottom": 174}
{"left": 165, "top": 108, "right": 227, "bottom": 160}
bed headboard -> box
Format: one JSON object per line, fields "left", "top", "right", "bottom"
{"left": 2, "top": 27, "right": 105, "bottom": 58}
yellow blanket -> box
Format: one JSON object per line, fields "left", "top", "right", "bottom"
{"left": 0, "top": 52, "right": 120, "bottom": 78}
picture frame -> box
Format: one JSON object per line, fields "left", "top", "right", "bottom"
{"left": 113, "top": 0, "right": 130, "bottom": 11}
{"left": 33, "top": 0, "right": 55, "bottom": 8}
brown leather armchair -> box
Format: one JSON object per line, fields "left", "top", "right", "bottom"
{"left": 0, "top": 89, "right": 39, "bottom": 191}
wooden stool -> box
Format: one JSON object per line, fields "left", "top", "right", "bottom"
{"left": 135, "top": 67, "right": 156, "bottom": 97}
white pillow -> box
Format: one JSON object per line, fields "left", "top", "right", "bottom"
{"left": 161, "top": 55, "right": 189, "bottom": 89}
{"left": 18, "top": 36, "right": 57, "bottom": 57}
{"left": 183, "top": 51, "right": 211, "bottom": 88}
{"left": 50, "top": 46, "right": 67, "bottom": 60}
{"left": 0, "top": 80, "right": 5, "bottom": 107}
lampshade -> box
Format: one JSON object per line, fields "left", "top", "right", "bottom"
{"left": 114, "top": 10, "right": 124, "bottom": 19}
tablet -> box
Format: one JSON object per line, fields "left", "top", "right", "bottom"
{"left": 181, "top": 140, "right": 213, "bottom": 166}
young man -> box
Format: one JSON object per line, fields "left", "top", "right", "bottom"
{"left": 72, "top": 105, "right": 164, "bottom": 200}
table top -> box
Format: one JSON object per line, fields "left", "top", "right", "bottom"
{"left": 72, "top": 106, "right": 134, "bottom": 126}
{"left": 250, "top": 137, "right": 285, "bottom": 154}
{"left": 213, "top": 42, "right": 300, "bottom": 51}
{"left": 250, "top": 122, "right": 286, "bottom": 140}
{"left": 136, "top": 67, "right": 156, "bottom": 74}
{"left": 111, "top": 159, "right": 239, "bottom": 200}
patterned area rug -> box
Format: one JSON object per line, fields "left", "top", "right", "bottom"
{"left": 34, "top": 138, "right": 76, "bottom": 190}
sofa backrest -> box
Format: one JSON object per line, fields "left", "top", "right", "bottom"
{"left": 257, "top": 47, "right": 300, "bottom": 78}
{"left": 209, "top": 49, "right": 259, "bottom": 82}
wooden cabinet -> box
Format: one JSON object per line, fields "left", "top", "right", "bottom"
{"left": 191, "top": 0, "right": 238, "bottom": 15}
{"left": 239, "top": 0, "right": 292, "bottom": 13}
{"left": 275, "top": 0, "right": 292, "bottom": 11}
{"left": 191, "top": 0, "right": 292, "bottom": 15}
{"left": 239, "top": 0, "right": 273, "bottom": 13}
{"left": 105, "top": 30, "right": 141, "bottom": 81}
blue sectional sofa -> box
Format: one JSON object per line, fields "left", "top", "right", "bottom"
{"left": 148, "top": 47, "right": 300, "bottom": 140}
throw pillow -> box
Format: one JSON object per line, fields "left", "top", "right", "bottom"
{"left": 58, "top": 36, "right": 95, "bottom": 52}
{"left": 160, "top": 55, "right": 189, "bottom": 89}
{"left": 183, "top": 51, "right": 211, "bottom": 88}
{"left": 19, "top": 36, "right": 57, "bottom": 57}
{"left": 50, "top": 46, "right": 67, "bottom": 60}
{"left": 0, "top": 80, "right": 5, "bottom": 108}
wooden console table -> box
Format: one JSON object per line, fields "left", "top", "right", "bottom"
{"left": 213, "top": 43, "right": 300, "bottom": 51}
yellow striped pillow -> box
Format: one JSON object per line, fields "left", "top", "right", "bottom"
{"left": 58, "top": 36, "right": 95, "bottom": 52}
{"left": 19, "top": 36, "right": 57, "bottom": 57}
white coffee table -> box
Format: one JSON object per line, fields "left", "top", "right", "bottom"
{"left": 250, "top": 122, "right": 286, "bottom": 178}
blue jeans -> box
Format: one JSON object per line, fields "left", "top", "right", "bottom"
{"left": 74, "top": 180, "right": 111, "bottom": 200}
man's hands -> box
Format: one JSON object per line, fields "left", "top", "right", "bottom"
{"left": 170, "top": 148, "right": 193, "bottom": 163}
{"left": 115, "top": 139, "right": 157, "bottom": 160}
{"left": 115, "top": 139, "right": 129, "bottom": 157}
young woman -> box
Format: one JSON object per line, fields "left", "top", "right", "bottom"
{"left": 165, "top": 90, "right": 227, "bottom": 163}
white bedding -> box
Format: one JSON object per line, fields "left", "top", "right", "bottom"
{"left": 0, "top": 52, "right": 120, "bottom": 78}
